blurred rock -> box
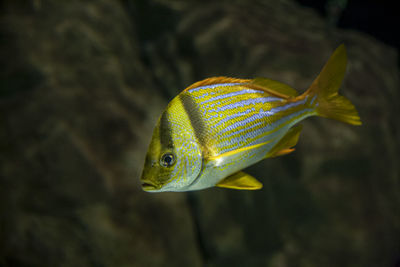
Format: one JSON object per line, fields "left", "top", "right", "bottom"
{"left": 1, "top": 0, "right": 399, "bottom": 267}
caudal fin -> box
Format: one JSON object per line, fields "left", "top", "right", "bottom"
{"left": 306, "top": 44, "right": 362, "bottom": 125}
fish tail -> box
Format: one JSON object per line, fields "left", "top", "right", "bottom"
{"left": 304, "top": 44, "right": 362, "bottom": 125}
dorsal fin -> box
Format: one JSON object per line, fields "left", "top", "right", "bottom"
{"left": 183, "top": 76, "right": 250, "bottom": 92}
{"left": 183, "top": 76, "right": 298, "bottom": 100}
{"left": 243, "top": 78, "right": 298, "bottom": 99}
{"left": 252, "top": 77, "right": 298, "bottom": 97}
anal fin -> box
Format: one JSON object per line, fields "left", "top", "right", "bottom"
{"left": 265, "top": 125, "right": 303, "bottom": 158}
{"left": 216, "top": 171, "right": 263, "bottom": 190}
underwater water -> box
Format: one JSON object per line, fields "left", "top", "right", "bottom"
{"left": 1, "top": 0, "right": 399, "bottom": 266}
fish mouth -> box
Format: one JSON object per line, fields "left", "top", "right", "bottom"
{"left": 141, "top": 180, "right": 159, "bottom": 191}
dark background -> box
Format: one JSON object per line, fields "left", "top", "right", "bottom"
{"left": 1, "top": 0, "right": 399, "bottom": 266}
{"left": 297, "top": 0, "right": 399, "bottom": 58}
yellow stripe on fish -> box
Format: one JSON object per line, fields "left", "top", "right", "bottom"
{"left": 140, "top": 44, "right": 362, "bottom": 192}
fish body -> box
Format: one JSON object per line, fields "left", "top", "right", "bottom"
{"left": 141, "top": 45, "right": 361, "bottom": 192}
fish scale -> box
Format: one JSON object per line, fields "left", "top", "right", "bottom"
{"left": 185, "top": 85, "right": 312, "bottom": 155}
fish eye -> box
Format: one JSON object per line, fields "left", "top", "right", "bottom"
{"left": 160, "top": 153, "right": 175, "bottom": 167}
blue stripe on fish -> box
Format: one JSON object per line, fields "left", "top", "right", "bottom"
{"left": 243, "top": 109, "right": 313, "bottom": 145}
{"left": 266, "top": 97, "right": 308, "bottom": 113}
{"left": 194, "top": 88, "right": 271, "bottom": 101}
{"left": 197, "top": 89, "right": 259, "bottom": 104}
{"left": 212, "top": 108, "right": 257, "bottom": 129}
{"left": 210, "top": 97, "right": 307, "bottom": 130}
{"left": 220, "top": 120, "right": 265, "bottom": 136}
{"left": 310, "top": 95, "right": 317, "bottom": 106}
{"left": 188, "top": 83, "right": 243, "bottom": 93}
{"left": 217, "top": 108, "right": 314, "bottom": 152}
{"left": 207, "top": 97, "right": 282, "bottom": 113}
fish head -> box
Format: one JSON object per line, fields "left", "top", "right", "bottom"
{"left": 140, "top": 97, "right": 203, "bottom": 192}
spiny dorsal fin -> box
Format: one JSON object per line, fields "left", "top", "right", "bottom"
{"left": 184, "top": 76, "right": 250, "bottom": 92}
{"left": 265, "top": 125, "right": 303, "bottom": 158}
{"left": 216, "top": 171, "right": 263, "bottom": 190}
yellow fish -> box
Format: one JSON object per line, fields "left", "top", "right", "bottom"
{"left": 141, "top": 44, "right": 361, "bottom": 192}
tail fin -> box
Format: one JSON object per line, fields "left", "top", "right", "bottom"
{"left": 305, "top": 44, "right": 362, "bottom": 125}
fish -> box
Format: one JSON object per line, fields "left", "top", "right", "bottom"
{"left": 140, "top": 44, "right": 361, "bottom": 192}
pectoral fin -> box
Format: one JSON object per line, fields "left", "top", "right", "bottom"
{"left": 265, "top": 125, "right": 303, "bottom": 158}
{"left": 206, "top": 140, "right": 272, "bottom": 162}
{"left": 216, "top": 171, "right": 263, "bottom": 190}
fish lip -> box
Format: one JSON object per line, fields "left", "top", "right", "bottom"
{"left": 141, "top": 180, "right": 159, "bottom": 191}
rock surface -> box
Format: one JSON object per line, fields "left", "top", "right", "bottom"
{"left": 1, "top": 0, "right": 399, "bottom": 266}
